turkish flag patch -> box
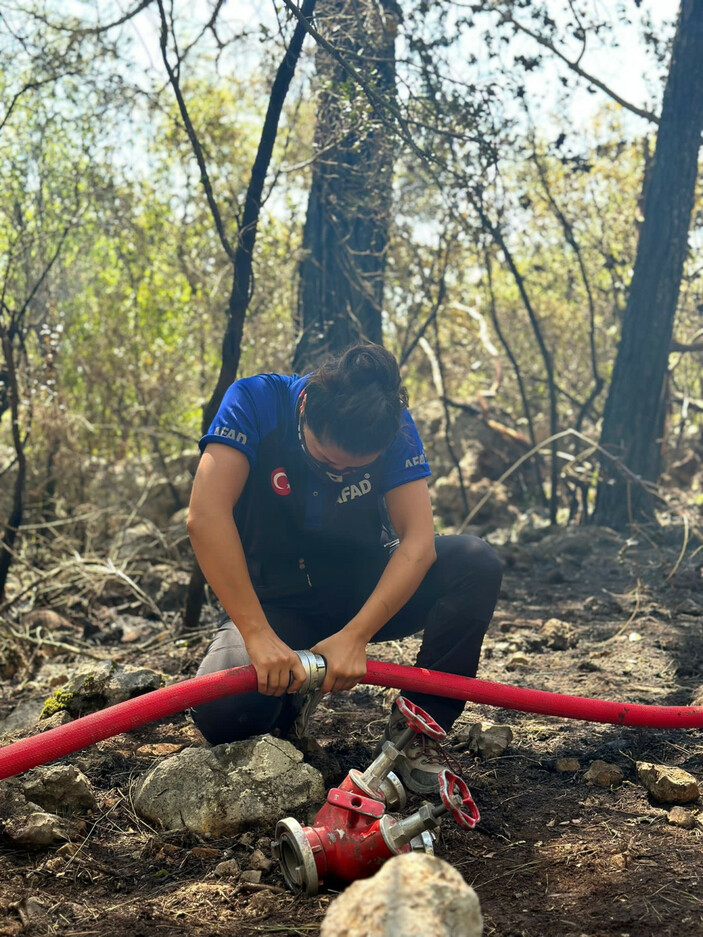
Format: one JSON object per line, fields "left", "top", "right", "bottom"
{"left": 271, "top": 467, "right": 291, "bottom": 496}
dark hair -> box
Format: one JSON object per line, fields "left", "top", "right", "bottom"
{"left": 303, "top": 343, "right": 409, "bottom": 455}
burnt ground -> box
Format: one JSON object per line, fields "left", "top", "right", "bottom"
{"left": 1, "top": 524, "right": 702, "bottom": 937}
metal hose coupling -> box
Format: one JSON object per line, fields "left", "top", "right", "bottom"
{"left": 293, "top": 650, "right": 327, "bottom": 693}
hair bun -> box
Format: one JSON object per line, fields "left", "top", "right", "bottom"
{"left": 341, "top": 344, "right": 396, "bottom": 392}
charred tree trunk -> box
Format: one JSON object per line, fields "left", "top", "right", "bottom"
{"left": 593, "top": 0, "right": 703, "bottom": 529}
{"left": 293, "top": 0, "right": 400, "bottom": 372}
{"left": 0, "top": 327, "right": 27, "bottom": 601}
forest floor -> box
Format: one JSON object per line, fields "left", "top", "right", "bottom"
{"left": 1, "top": 524, "right": 702, "bottom": 937}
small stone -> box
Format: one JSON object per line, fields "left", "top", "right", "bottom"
{"left": 505, "top": 653, "right": 530, "bottom": 670}
{"left": 637, "top": 762, "right": 700, "bottom": 804}
{"left": 541, "top": 618, "right": 578, "bottom": 650}
{"left": 214, "top": 859, "right": 241, "bottom": 878}
{"left": 667, "top": 806, "right": 696, "bottom": 829}
{"left": 22, "top": 764, "right": 97, "bottom": 811}
{"left": 24, "top": 897, "right": 49, "bottom": 924}
{"left": 240, "top": 869, "right": 262, "bottom": 884}
{"left": 57, "top": 842, "right": 80, "bottom": 858}
{"left": 136, "top": 743, "right": 184, "bottom": 757}
{"left": 190, "top": 847, "right": 220, "bottom": 860}
{"left": 3, "top": 811, "right": 71, "bottom": 846}
{"left": 555, "top": 758, "right": 581, "bottom": 773}
{"left": 248, "top": 848, "right": 274, "bottom": 872}
{"left": 583, "top": 761, "right": 624, "bottom": 788}
{"left": 462, "top": 723, "right": 513, "bottom": 760}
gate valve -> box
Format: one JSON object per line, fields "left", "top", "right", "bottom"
{"left": 381, "top": 768, "right": 480, "bottom": 855}
{"left": 347, "top": 697, "right": 445, "bottom": 809}
{"left": 273, "top": 785, "right": 435, "bottom": 896}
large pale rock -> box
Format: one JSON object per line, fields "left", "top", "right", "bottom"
{"left": 320, "top": 853, "right": 483, "bottom": 937}
{"left": 133, "top": 735, "right": 325, "bottom": 836}
{"left": 637, "top": 762, "right": 700, "bottom": 804}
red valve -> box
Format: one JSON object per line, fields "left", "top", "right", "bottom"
{"left": 396, "top": 696, "right": 446, "bottom": 739}
{"left": 438, "top": 769, "right": 481, "bottom": 829}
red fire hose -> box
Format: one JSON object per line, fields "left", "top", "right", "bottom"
{"left": 1, "top": 660, "right": 702, "bottom": 782}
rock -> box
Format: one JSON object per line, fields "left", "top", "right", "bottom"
{"left": 248, "top": 848, "right": 274, "bottom": 872}
{"left": 2, "top": 810, "right": 73, "bottom": 847}
{"left": 40, "top": 661, "right": 163, "bottom": 718}
{"left": 540, "top": 618, "right": 578, "bottom": 650}
{"left": 0, "top": 699, "right": 45, "bottom": 736}
{"left": 136, "top": 743, "right": 184, "bottom": 757}
{"left": 21, "top": 765, "right": 97, "bottom": 812}
{"left": 583, "top": 761, "right": 624, "bottom": 788}
{"left": 320, "top": 853, "right": 483, "bottom": 937}
{"left": 675, "top": 597, "right": 703, "bottom": 617}
{"left": 24, "top": 897, "right": 50, "bottom": 925}
{"left": 636, "top": 762, "right": 700, "bottom": 804}
{"left": 505, "top": 653, "right": 530, "bottom": 670}
{"left": 555, "top": 758, "right": 581, "bottom": 773}
{"left": 667, "top": 807, "right": 696, "bottom": 829}
{"left": 133, "top": 735, "right": 325, "bottom": 836}
{"left": 457, "top": 723, "right": 513, "bottom": 760}
{"left": 215, "top": 859, "right": 241, "bottom": 878}
{"left": 240, "top": 869, "right": 262, "bottom": 884}
{"left": 38, "top": 711, "right": 73, "bottom": 731}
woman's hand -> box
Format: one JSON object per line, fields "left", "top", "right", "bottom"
{"left": 246, "top": 629, "right": 307, "bottom": 696}
{"left": 311, "top": 631, "right": 368, "bottom": 693}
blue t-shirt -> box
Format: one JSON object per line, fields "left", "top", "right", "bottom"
{"left": 200, "top": 373, "right": 431, "bottom": 597}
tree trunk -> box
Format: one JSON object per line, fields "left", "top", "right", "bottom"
{"left": 593, "top": 0, "right": 703, "bottom": 529}
{"left": 293, "top": 0, "right": 399, "bottom": 372}
{"left": 0, "top": 328, "right": 27, "bottom": 601}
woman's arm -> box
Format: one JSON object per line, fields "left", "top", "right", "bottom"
{"left": 187, "top": 443, "right": 307, "bottom": 695}
{"left": 312, "top": 478, "right": 436, "bottom": 692}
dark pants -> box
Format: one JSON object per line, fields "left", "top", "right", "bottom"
{"left": 192, "top": 535, "right": 502, "bottom": 744}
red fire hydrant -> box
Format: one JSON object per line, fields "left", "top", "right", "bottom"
{"left": 273, "top": 698, "right": 480, "bottom": 895}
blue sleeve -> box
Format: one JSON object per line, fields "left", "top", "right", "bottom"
{"left": 379, "top": 409, "right": 432, "bottom": 494}
{"left": 199, "top": 375, "right": 277, "bottom": 466}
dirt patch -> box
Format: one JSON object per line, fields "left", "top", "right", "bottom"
{"left": 1, "top": 527, "right": 702, "bottom": 936}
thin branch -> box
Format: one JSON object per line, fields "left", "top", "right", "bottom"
{"left": 156, "top": 0, "right": 236, "bottom": 262}
{"left": 0, "top": 76, "right": 71, "bottom": 135}
{"left": 500, "top": 10, "right": 659, "bottom": 125}
{"left": 20, "top": 0, "right": 156, "bottom": 36}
